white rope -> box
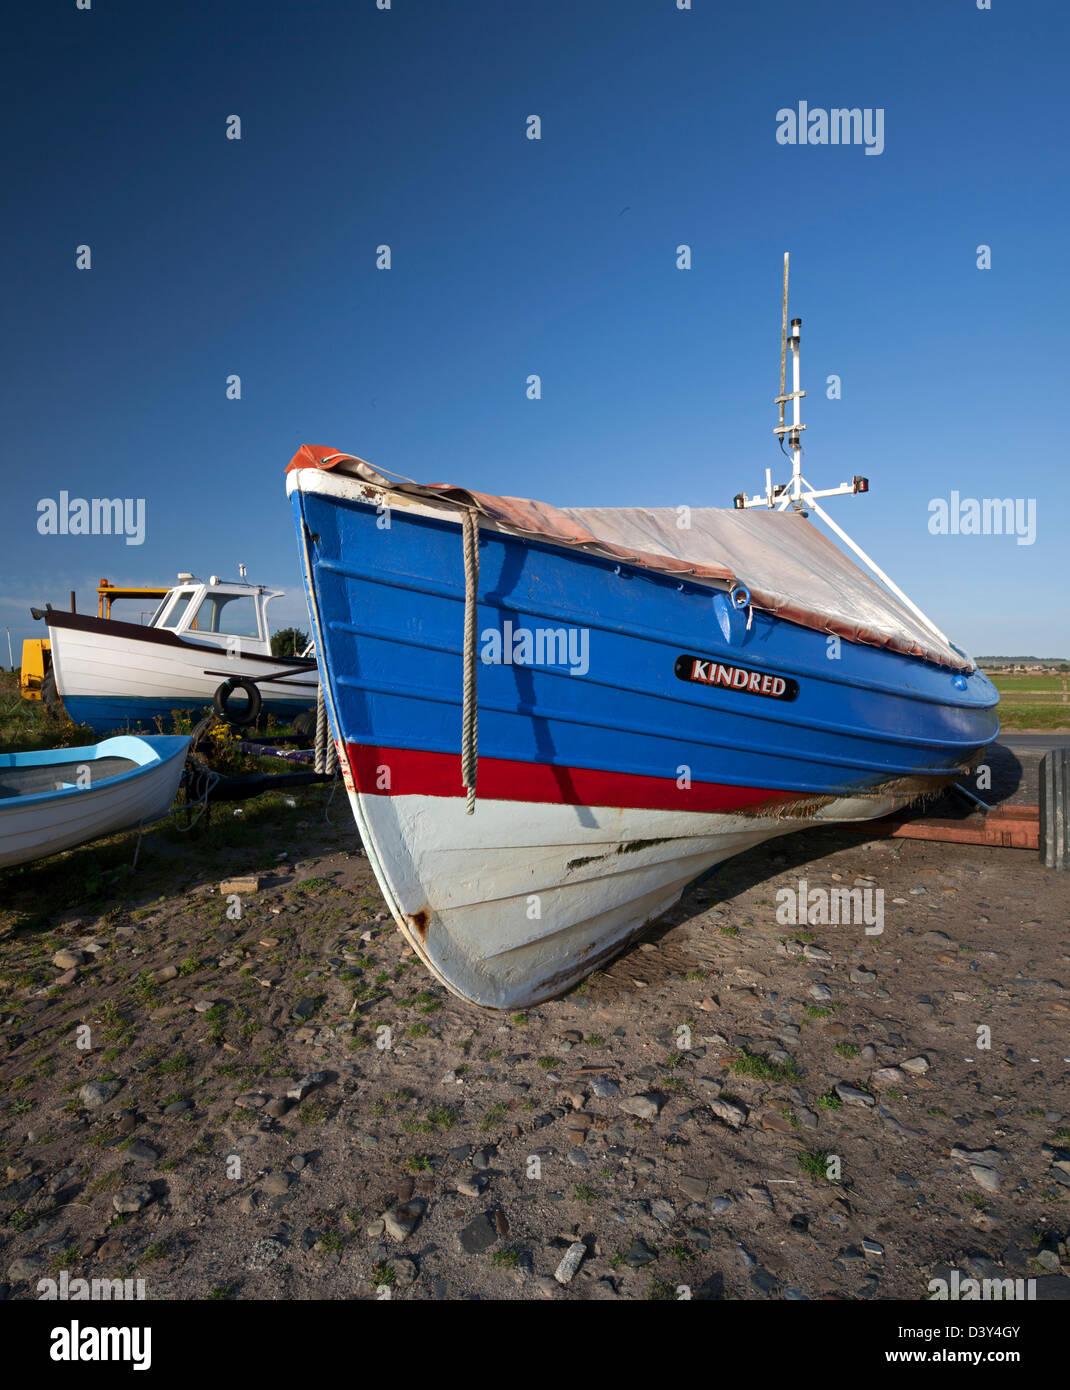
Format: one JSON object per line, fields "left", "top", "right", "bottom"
{"left": 314, "top": 687, "right": 328, "bottom": 774}
{"left": 461, "top": 508, "right": 480, "bottom": 814}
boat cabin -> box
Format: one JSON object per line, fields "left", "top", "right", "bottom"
{"left": 148, "top": 574, "right": 281, "bottom": 655}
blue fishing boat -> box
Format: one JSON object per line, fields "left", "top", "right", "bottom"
{"left": 286, "top": 261, "right": 999, "bottom": 1009}
{"left": 0, "top": 735, "right": 190, "bottom": 869}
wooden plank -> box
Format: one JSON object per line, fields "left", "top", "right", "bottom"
{"left": 845, "top": 807, "right": 1040, "bottom": 851}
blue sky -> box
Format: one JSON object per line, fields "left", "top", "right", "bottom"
{"left": 2, "top": 0, "right": 1067, "bottom": 660}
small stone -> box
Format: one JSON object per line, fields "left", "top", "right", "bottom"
{"left": 803, "top": 945, "right": 831, "bottom": 961}
{"left": 650, "top": 1198, "right": 676, "bottom": 1226}
{"left": 247, "top": 1237, "right": 285, "bottom": 1270}
{"left": 835, "top": 1084, "right": 875, "bottom": 1108}
{"left": 589, "top": 1076, "right": 620, "bottom": 1099}
{"left": 554, "top": 1241, "right": 587, "bottom": 1284}
{"left": 112, "top": 1183, "right": 154, "bottom": 1214}
{"left": 968, "top": 1165, "right": 1000, "bottom": 1193}
{"left": 808, "top": 984, "right": 832, "bottom": 1001}
{"left": 709, "top": 1097, "right": 748, "bottom": 1128}
{"left": 710, "top": 1196, "right": 734, "bottom": 1214}
{"left": 79, "top": 1080, "right": 121, "bottom": 1108}
{"left": 457, "top": 1212, "right": 498, "bottom": 1254}
{"left": 47, "top": 1164, "right": 80, "bottom": 1195}
{"left": 619, "top": 1094, "right": 661, "bottom": 1121}
{"left": 751, "top": 1267, "right": 779, "bottom": 1295}
{"left": 163, "top": 1100, "right": 192, "bottom": 1115}
{"left": 53, "top": 949, "right": 88, "bottom": 969}
{"left": 678, "top": 1174, "right": 708, "bottom": 1202}
{"left": 862, "top": 1239, "right": 884, "bottom": 1258}
{"left": 850, "top": 969, "right": 877, "bottom": 984}
{"left": 262, "top": 1173, "right": 292, "bottom": 1196}
{"left": 900, "top": 1056, "right": 930, "bottom": 1075}
{"left": 7, "top": 1254, "right": 44, "bottom": 1282}
{"left": 624, "top": 1238, "right": 657, "bottom": 1266}
{"left": 220, "top": 876, "right": 261, "bottom": 895}
{"left": 871, "top": 1067, "right": 907, "bottom": 1087}
{"left": 124, "top": 1140, "right": 159, "bottom": 1164}
{"left": 287, "top": 1071, "right": 328, "bottom": 1102}
{"left": 384, "top": 1200, "right": 425, "bottom": 1241}
{"left": 152, "top": 965, "right": 178, "bottom": 983}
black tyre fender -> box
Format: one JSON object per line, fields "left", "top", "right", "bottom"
{"left": 41, "top": 670, "right": 64, "bottom": 714}
{"left": 292, "top": 709, "right": 316, "bottom": 738}
{"left": 213, "top": 677, "right": 262, "bottom": 728}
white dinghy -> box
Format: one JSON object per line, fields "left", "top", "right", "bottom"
{"left": 0, "top": 735, "right": 190, "bottom": 869}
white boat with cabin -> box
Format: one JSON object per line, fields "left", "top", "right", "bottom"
{"left": 34, "top": 572, "right": 318, "bottom": 732}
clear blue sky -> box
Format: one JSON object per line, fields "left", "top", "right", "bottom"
{"left": 2, "top": 0, "right": 1067, "bottom": 661}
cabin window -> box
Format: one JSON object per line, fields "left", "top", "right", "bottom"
{"left": 193, "top": 594, "right": 261, "bottom": 639}
{"left": 159, "top": 591, "right": 196, "bottom": 628}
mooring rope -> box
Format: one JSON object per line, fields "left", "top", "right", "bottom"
{"left": 174, "top": 762, "right": 220, "bottom": 832}
{"left": 314, "top": 685, "right": 338, "bottom": 776}
{"left": 461, "top": 507, "right": 480, "bottom": 814}
{"left": 314, "top": 686, "right": 328, "bottom": 774}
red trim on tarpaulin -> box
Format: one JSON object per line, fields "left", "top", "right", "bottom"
{"left": 344, "top": 742, "right": 805, "bottom": 815}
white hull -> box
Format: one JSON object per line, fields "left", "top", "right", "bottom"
{"left": 0, "top": 739, "right": 189, "bottom": 869}
{"left": 49, "top": 624, "right": 317, "bottom": 716}
{"left": 343, "top": 782, "right": 909, "bottom": 1009}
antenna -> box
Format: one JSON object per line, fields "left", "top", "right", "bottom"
{"left": 778, "top": 252, "right": 788, "bottom": 439}
{"left": 731, "top": 256, "right": 950, "bottom": 645}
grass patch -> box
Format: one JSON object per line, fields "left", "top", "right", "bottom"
{"left": 729, "top": 1050, "right": 800, "bottom": 1083}
{"left": 797, "top": 1150, "right": 836, "bottom": 1182}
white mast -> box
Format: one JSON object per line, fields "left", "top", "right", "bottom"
{"left": 733, "top": 254, "right": 950, "bottom": 646}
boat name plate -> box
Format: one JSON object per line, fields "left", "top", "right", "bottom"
{"left": 674, "top": 655, "right": 799, "bottom": 702}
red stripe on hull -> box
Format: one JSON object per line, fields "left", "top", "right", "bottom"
{"left": 344, "top": 743, "right": 804, "bottom": 814}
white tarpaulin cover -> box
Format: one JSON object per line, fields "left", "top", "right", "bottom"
{"left": 287, "top": 446, "right": 970, "bottom": 672}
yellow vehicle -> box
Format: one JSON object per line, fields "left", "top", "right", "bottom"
{"left": 20, "top": 579, "right": 169, "bottom": 704}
